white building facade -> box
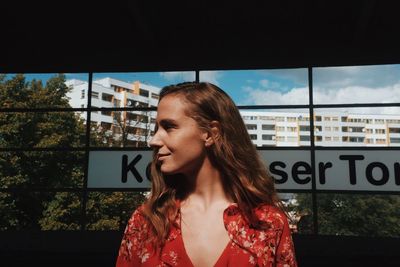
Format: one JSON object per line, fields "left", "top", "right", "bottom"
{"left": 66, "top": 77, "right": 159, "bottom": 146}
{"left": 241, "top": 111, "right": 400, "bottom": 147}
{"left": 66, "top": 77, "right": 400, "bottom": 147}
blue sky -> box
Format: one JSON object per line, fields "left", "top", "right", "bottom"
{"left": 4, "top": 64, "right": 400, "bottom": 111}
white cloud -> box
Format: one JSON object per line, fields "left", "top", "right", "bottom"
{"left": 242, "top": 83, "right": 400, "bottom": 115}
{"left": 314, "top": 65, "right": 400, "bottom": 89}
{"left": 198, "top": 71, "right": 222, "bottom": 85}
{"left": 159, "top": 71, "right": 195, "bottom": 82}
{"left": 259, "top": 79, "right": 281, "bottom": 89}
{"left": 241, "top": 86, "right": 308, "bottom": 105}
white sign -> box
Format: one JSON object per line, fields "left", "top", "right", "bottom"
{"left": 259, "top": 150, "right": 312, "bottom": 190}
{"left": 88, "top": 151, "right": 153, "bottom": 188}
{"left": 87, "top": 150, "right": 400, "bottom": 191}
{"left": 315, "top": 150, "right": 400, "bottom": 191}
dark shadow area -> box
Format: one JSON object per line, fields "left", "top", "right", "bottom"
{"left": 1, "top": 232, "right": 399, "bottom": 266}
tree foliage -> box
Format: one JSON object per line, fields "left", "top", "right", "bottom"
{"left": 294, "top": 193, "right": 400, "bottom": 237}
{"left": 0, "top": 74, "right": 145, "bottom": 230}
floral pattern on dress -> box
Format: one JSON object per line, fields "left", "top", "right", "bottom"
{"left": 116, "top": 203, "right": 297, "bottom": 267}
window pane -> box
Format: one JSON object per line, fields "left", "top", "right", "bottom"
{"left": 280, "top": 193, "right": 314, "bottom": 235}
{"left": 317, "top": 193, "right": 400, "bottom": 237}
{"left": 0, "top": 151, "right": 85, "bottom": 188}
{"left": 199, "top": 69, "right": 309, "bottom": 105}
{"left": 86, "top": 191, "right": 147, "bottom": 230}
{"left": 86, "top": 72, "right": 195, "bottom": 108}
{"left": 0, "top": 111, "right": 87, "bottom": 149}
{"left": 0, "top": 192, "right": 81, "bottom": 230}
{"left": 0, "top": 73, "right": 88, "bottom": 109}
{"left": 240, "top": 109, "right": 310, "bottom": 147}
{"left": 90, "top": 110, "right": 155, "bottom": 147}
{"left": 313, "top": 64, "right": 400, "bottom": 104}
{"left": 314, "top": 107, "right": 400, "bottom": 147}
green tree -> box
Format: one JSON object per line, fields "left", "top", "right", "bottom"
{"left": 0, "top": 74, "right": 146, "bottom": 230}
{"left": 0, "top": 74, "right": 85, "bottom": 230}
{"left": 294, "top": 193, "right": 400, "bottom": 237}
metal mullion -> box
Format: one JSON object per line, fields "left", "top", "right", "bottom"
{"left": 308, "top": 67, "right": 319, "bottom": 235}
{"left": 81, "top": 72, "right": 93, "bottom": 231}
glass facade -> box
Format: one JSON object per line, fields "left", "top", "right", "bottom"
{"left": 1, "top": 66, "right": 400, "bottom": 237}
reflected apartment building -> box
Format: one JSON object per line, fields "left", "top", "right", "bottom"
{"left": 66, "top": 77, "right": 159, "bottom": 146}
{"left": 66, "top": 77, "right": 400, "bottom": 147}
{"left": 241, "top": 111, "right": 400, "bottom": 147}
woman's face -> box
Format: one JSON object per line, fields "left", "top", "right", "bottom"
{"left": 149, "top": 95, "right": 208, "bottom": 176}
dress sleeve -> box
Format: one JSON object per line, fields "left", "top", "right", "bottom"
{"left": 115, "top": 207, "right": 150, "bottom": 267}
{"left": 275, "top": 214, "right": 297, "bottom": 267}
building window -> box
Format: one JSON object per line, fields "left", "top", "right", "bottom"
{"left": 91, "top": 91, "right": 99, "bottom": 99}
{"left": 102, "top": 93, "right": 113, "bottom": 102}
{"left": 276, "top": 136, "right": 285, "bottom": 141}
{"left": 349, "top": 127, "right": 364, "bottom": 133}
{"left": 139, "top": 88, "right": 149, "bottom": 97}
{"left": 276, "top": 126, "right": 285, "bottom": 132}
{"left": 262, "top": 124, "right": 275, "bottom": 130}
{"left": 243, "top": 116, "right": 257, "bottom": 120}
{"left": 376, "top": 129, "right": 386, "bottom": 134}
{"left": 300, "top": 135, "right": 310, "bottom": 141}
{"left": 287, "top": 126, "right": 297, "bottom": 132}
{"left": 151, "top": 93, "right": 159, "bottom": 100}
{"left": 390, "top": 138, "right": 400, "bottom": 143}
{"left": 315, "top": 136, "right": 322, "bottom": 142}
{"left": 249, "top": 134, "right": 257, "bottom": 140}
{"left": 300, "top": 125, "right": 310, "bottom": 131}
{"left": 349, "top": 137, "right": 365, "bottom": 143}
{"left": 101, "top": 110, "right": 112, "bottom": 116}
{"left": 287, "top": 117, "right": 297, "bottom": 122}
{"left": 262, "top": 134, "right": 274, "bottom": 140}
{"left": 389, "top": 128, "right": 400, "bottom": 133}
{"left": 81, "top": 89, "right": 85, "bottom": 99}
{"left": 246, "top": 124, "right": 257, "bottom": 130}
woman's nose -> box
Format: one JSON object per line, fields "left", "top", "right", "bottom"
{"left": 149, "top": 132, "right": 162, "bottom": 148}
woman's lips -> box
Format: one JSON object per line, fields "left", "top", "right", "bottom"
{"left": 157, "top": 153, "right": 170, "bottom": 161}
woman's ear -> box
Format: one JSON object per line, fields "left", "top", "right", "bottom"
{"left": 204, "top": 120, "right": 221, "bottom": 147}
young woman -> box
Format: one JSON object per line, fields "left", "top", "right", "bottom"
{"left": 116, "top": 82, "right": 297, "bottom": 267}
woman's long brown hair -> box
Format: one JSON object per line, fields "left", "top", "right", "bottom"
{"left": 142, "top": 82, "right": 283, "bottom": 248}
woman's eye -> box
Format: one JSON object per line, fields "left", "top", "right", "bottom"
{"left": 165, "top": 125, "right": 174, "bottom": 131}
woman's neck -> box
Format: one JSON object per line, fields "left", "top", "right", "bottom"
{"left": 183, "top": 158, "right": 232, "bottom": 211}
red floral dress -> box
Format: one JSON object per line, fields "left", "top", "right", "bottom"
{"left": 116, "top": 203, "right": 297, "bottom": 267}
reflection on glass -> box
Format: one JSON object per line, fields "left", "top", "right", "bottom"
{"left": 90, "top": 110, "right": 156, "bottom": 147}
{"left": 71, "top": 72, "right": 196, "bottom": 108}
{"left": 240, "top": 109, "right": 310, "bottom": 147}
{"left": 317, "top": 193, "right": 400, "bottom": 237}
{"left": 86, "top": 191, "right": 147, "bottom": 230}
{"left": 0, "top": 73, "right": 88, "bottom": 109}
{"left": 279, "top": 193, "right": 313, "bottom": 234}
{"left": 0, "top": 112, "right": 87, "bottom": 148}
{"left": 313, "top": 64, "right": 400, "bottom": 104}
{"left": 0, "top": 192, "right": 81, "bottom": 230}
{"left": 0, "top": 151, "right": 85, "bottom": 188}
{"left": 314, "top": 108, "right": 400, "bottom": 147}
{"left": 199, "top": 69, "right": 309, "bottom": 105}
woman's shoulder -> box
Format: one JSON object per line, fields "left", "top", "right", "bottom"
{"left": 124, "top": 204, "right": 150, "bottom": 235}
{"left": 224, "top": 203, "right": 288, "bottom": 231}
{"left": 254, "top": 204, "right": 288, "bottom": 229}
